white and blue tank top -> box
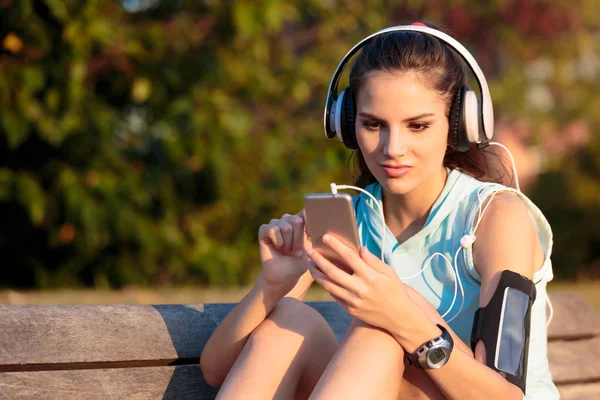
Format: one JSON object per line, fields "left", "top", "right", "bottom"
{"left": 353, "top": 168, "right": 559, "bottom": 399}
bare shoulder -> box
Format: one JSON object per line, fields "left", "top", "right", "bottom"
{"left": 471, "top": 192, "right": 537, "bottom": 285}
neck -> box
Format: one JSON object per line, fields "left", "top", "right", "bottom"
{"left": 382, "top": 167, "right": 448, "bottom": 243}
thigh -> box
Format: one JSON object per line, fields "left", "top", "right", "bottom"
{"left": 217, "top": 298, "right": 339, "bottom": 400}
{"left": 309, "top": 319, "right": 448, "bottom": 400}
{"left": 400, "top": 360, "right": 448, "bottom": 400}
{"left": 309, "top": 318, "right": 404, "bottom": 399}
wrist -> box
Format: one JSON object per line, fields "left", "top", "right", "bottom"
{"left": 284, "top": 270, "right": 314, "bottom": 301}
{"left": 391, "top": 312, "right": 442, "bottom": 353}
{"left": 255, "top": 273, "right": 288, "bottom": 307}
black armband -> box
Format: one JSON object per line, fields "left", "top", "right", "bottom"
{"left": 470, "top": 270, "right": 536, "bottom": 394}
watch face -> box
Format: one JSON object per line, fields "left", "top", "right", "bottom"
{"left": 427, "top": 347, "right": 449, "bottom": 368}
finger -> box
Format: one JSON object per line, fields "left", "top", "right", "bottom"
{"left": 297, "top": 209, "right": 313, "bottom": 249}
{"left": 289, "top": 215, "right": 305, "bottom": 257}
{"left": 321, "top": 234, "right": 369, "bottom": 278}
{"left": 296, "top": 209, "right": 306, "bottom": 223}
{"left": 303, "top": 232, "right": 313, "bottom": 253}
{"left": 298, "top": 209, "right": 310, "bottom": 238}
{"left": 268, "top": 226, "right": 285, "bottom": 250}
{"left": 258, "top": 224, "right": 283, "bottom": 249}
{"left": 308, "top": 262, "right": 351, "bottom": 304}
{"left": 275, "top": 221, "right": 293, "bottom": 255}
{"left": 330, "top": 294, "right": 349, "bottom": 312}
{"left": 307, "top": 246, "right": 357, "bottom": 290}
{"left": 359, "top": 246, "right": 392, "bottom": 275}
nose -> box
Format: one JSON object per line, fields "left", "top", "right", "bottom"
{"left": 383, "top": 126, "right": 407, "bottom": 158}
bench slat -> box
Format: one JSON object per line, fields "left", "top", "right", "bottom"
{"left": 547, "top": 291, "right": 600, "bottom": 341}
{"left": 558, "top": 382, "right": 600, "bottom": 400}
{"left": 548, "top": 337, "right": 600, "bottom": 385}
{"left": 0, "top": 302, "right": 351, "bottom": 372}
{"left": 0, "top": 365, "right": 217, "bottom": 399}
{"left": 0, "top": 304, "right": 215, "bottom": 372}
{"left": 2, "top": 360, "right": 599, "bottom": 400}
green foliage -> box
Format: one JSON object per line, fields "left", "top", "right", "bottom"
{"left": 0, "top": 0, "right": 598, "bottom": 288}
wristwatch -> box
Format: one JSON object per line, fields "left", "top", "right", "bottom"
{"left": 405, "top": 324, "right": 454, "bottom": 369}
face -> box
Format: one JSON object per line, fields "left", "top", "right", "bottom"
{"left": 355, "top": 71, "right": 449, "bottom": 196}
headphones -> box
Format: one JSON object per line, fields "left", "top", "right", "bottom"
{"left": 323, "top": 24, "right": 495, "bottom": 152}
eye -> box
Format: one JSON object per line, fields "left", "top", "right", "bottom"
{"left": 408, "top": 122, "right": 430, "bottom": 132}
{"left": 362, "top": 120, "right": 382, "bottom": 131}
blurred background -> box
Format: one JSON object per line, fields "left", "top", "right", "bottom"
{"left": 0, "top": 0, "right": 598, "bottom": 306}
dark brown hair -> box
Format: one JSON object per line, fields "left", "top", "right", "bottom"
{"left": 348, "top": 25, "right": 511, "bottom": 188}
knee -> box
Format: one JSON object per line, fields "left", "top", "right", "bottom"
{"left": 252, "top": 297, "right": 334, "bottom": 342}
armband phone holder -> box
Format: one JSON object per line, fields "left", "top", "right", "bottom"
{"left": 470, "top": 270, "right": 536, "bottom": 393}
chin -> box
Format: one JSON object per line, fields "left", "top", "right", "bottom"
{"left": 377, "top": 175, "right": 419, "bottom": 196}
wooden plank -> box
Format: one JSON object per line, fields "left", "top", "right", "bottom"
{"left": 547, "top": 291, "right": 600, "bottom": 341}
{"left": 558, "top": 382, "right": 600, "bottom": 400}
{"left": 548, "top": 337, "right": 600, "bottom": 384}
{"left": 0, "top": 365, "right": 219, "bottom": 400}
{"left": 2, "top": 367, "right": 598, "bottom": 400}
{"left": 0, "top": 302, "right": 351, "bottom": 372}
{"left": 1, "top": 356, "right": 598, "bottom": 400}
{"left": 0, "top": 304, "right": 227, "bottom": 372}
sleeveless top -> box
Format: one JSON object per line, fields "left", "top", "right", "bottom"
{"left": 353, "top": 168, "right": 559, "bottom": 399}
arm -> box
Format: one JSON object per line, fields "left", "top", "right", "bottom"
{"left": 395, "top": 193, "right": 537, "bottom": 399}
{"left": 284, "top": 268, "right": 315, "bottom": 300}
{"left": 306, "top": 194, "right": 539, "bottom": 399}
{"left": 200, "top": 212, "right": 313, "bottom": 386}
{"left": 404, "top": 285, "right": 473, "bottom": 358}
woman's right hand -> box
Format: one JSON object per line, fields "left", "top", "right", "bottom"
{"left": 258, "top": 211, "right": 311, "bottom": 297}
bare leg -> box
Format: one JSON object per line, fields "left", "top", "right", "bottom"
{"left": 309, "top": 319, "right": 447, "bottom": 400}
{"left": 216, "top": 298, "right": 339, "bottom": 400}
{"left": 308, "top": 318, "right": 404, "bottom": 399}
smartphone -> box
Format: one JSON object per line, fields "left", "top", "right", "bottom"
{"left": 304, "top": 193, "right": 361, "bottom": 270}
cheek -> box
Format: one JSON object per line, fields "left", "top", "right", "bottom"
{"left": 356, "top": 130, "right": 379, "bottom": 156}
{"left": 422, "top": 124, "right": 450, "bottom": 159}
{"left": 437, "top": 124, "right": 450, "bottom": 155}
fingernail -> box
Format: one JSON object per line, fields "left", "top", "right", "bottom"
{"left": 322, "top": 234, "right": 330, "bottom": 243}
{"left": 293, "top": 250, "right": 303, "bottom": 257}
{"left": 306, "top": 247, "right": 313, "bottom": 256}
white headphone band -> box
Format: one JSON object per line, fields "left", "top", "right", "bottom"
{"left": 323, "top": 25, "right": 494, "bottom": 141}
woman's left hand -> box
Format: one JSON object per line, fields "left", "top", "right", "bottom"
{"left": 306, "top": 233, "right": 415, "bottom": 332}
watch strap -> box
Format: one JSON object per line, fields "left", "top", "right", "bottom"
{"left": 405, "top": 324, "right": 454, "bottom": 369}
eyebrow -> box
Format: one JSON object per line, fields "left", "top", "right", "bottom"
{"left": 358, "top": 112, "right": 435, "bottom": 123}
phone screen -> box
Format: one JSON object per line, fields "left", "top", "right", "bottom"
{"left": 495, "top": 288, "right": 529, "bottom": 378}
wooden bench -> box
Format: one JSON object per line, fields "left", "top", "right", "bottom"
{"left": 0, "top": 291, "right": 599, "bottom": 399}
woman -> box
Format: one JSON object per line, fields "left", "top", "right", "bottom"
{"left": 200, "top": 24, "right": 558, "bottom": 399}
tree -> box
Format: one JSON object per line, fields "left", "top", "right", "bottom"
{"left": 0, "top": 0, "right": 598, "bottom": 288}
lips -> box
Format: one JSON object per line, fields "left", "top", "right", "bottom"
{"left": 381, "top": 164, "right": 412, "bottom": 178}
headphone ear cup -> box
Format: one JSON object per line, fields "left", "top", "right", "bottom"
{"left": 339, "top": 87, "right": 358, "bottom": 149}
{"left": 448, "top": 85, "right": 470, "bottom": 152}
{"left": 462, "top": 89, "right": 481, "bottom": 146}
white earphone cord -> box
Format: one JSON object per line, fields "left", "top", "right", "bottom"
{"left": 488, "top": 142, "right": 520, "bottom": 192}
{"left": 330, "top": 141, "right": 553, "bottom": 327}
{"left": 330, "top": 183, "right": 386, "bottom": 260}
